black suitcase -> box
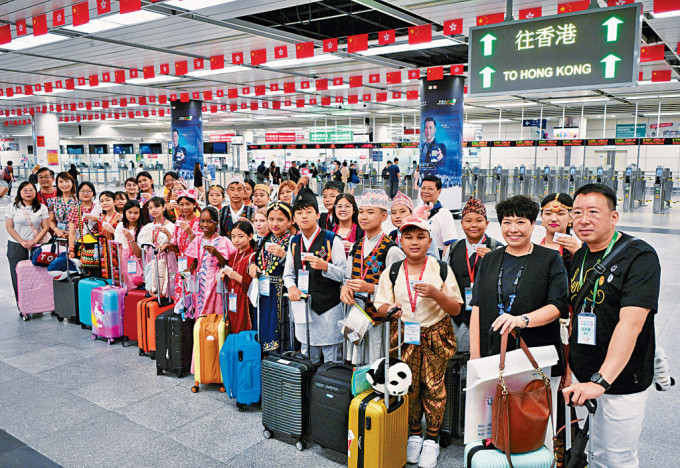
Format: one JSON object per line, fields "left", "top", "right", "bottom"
{"left": 309, "top": 362, "right": 354, "bottom": 453}
{"left": 440, "top": 352, "right": 468, "bottom": 447}
{"left": 52, "top": 241, "right": 81, "bottom": 324}
{"left": 261, "top": 294, "right": 316, "bottom": 451}
{"left": 155, "top": 310, "right": 194, "bottom": 378}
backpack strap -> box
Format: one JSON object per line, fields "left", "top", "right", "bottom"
{"left": 389, "top": 258, "right": 448, "bottom": 285}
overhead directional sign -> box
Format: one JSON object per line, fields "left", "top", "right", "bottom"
{"left": 468, "top": 4, "right": 641, "bottom": 96}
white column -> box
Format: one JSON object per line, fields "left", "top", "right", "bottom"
{"left": 32, "top": 113, "right": 60, "bottom": 168}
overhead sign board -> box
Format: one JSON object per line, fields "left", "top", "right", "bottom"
{"left": 615, "top": 124, "right": 646, "bottom": 138}
{"left": 469, "top": 4, "right": 641, "bottom": 96}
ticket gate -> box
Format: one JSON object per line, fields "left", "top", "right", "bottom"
{"left": 622, "top": 167, "right": 635, "bottom": 212}
{"left": 495, "top": 166, "right": 509, "bottom": 202}
{"left": 474, "top": 168, "right": 485, "bottom": 200}
{"left": 513, "top": 166, "right": 526, "bottom": 197}
{"left": 604, "top": 168, "right": 618, "bottom": 195}
{"left": 462, "top": 168, "right": 474, "bottom": 200}
{"left": 653, "top": 167, "right": 672, "bottom": 214}
{"left": 539, "top": 166, "right": 555, "bottom": 199}
{"left": 557, "top": 167, "right": 569, "bottom": 194}
{"left": 567, "top": 167, "right": 577, "bottom": 197}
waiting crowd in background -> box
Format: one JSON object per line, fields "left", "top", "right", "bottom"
{"left": 2, "top": 157, "right": 670, "bottom": 468}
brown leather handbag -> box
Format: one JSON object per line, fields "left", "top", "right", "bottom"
{"left": 491, "top": 330, "right": 553, "bottom": 467}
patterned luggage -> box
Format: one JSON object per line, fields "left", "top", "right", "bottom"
{"left": 137, "top": 245, "right": 174, "bottom": 358}
{"left": 17, "top": 259, "right": 55, "bottom": 321}
{"left": 78, "top": 277, "right": 111, "bottom": 329}
{"left": 90, "top": 242, "right": 127, "bottom": 344}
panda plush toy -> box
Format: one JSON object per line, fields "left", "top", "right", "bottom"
{"left": 366, "top": 357, "right": 412, "bottom": 397}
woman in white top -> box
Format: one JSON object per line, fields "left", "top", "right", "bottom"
{"left": 5, "top": 181, "right": 50, "bottom": 302}
{"left": 137, "top": 196, "right": 175, "bottom": 295}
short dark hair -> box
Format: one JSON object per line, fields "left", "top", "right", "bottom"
{"left": 394, "top": 158, "right": 399, "bottom": 163}
{"left": 148, "top": 196, "right": 165, "bottom": 208}
{"left": 574, "top": 183, "right": 617, "bottom": 210}
{"left": 125, "top": 177, "right": 137, "bottom": 186}
{"left": 424, "top": 117, "right": 436, "bottom": 126}
{"left": 163, "top": 171, "right": 179, "bottom": 182}
{"left": 36, "top": 167, "right": 54, "bottom": 177}
{"left": 421, "top": 174, "right": 442, "bottom": 190}
{"left": 77, "top": 181, "right": 96, "bottom": 199}
{"left": 293, "top": 200, "right": 319, "bottom": 214}
{"left": 496, "top": 195, "right": 539, "bottom": 223}
{"left": 14, "top": 181, "right": 41, "bottom": 212}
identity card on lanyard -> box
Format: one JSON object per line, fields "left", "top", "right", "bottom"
{"left": 178, "top": 256, "right": 188, "bottom": 272}
{"left": 259, "top": 275, "right": 270, "bottom": 296}
{"left": 404, "top": 260, "right": 428, "bottom": 345}
{"left": 465, "top": 241, "right": 482, "bottom": 312}
{"left": 127, "top": 260, "right": 137, "bottom": 274}
{"left": 298, "top": 229, "right": 321, "bottom": 294}
{"left": 228, "top": 288, "right": 238, "bottom": 313}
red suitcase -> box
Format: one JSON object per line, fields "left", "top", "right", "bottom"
{"left": 124, "top": 289, "right": 146, "bottom": 344}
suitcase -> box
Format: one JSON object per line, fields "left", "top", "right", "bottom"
{"left": 191, "top": 313, "right": 228, "bottom": 392}
{"left": 137, "top": 245, "right": 174, "bottom": 358}
{"left": 78, "top": 277, "right": 111, "bottom": 329}
{"left": 17, "top": 259, "right": 55, "bottom": 321}
{"left": 51, "top": 239, "right": 80, "bottom": 323}
{"left": 90, "top": 242, "right": 127, "bottom": 345}
{"left": 440, "top": 352, "right": 469, "bottom": 447}
{"left": 156, "top": 272, "right": 194, "bottom": 378}
{"left": 464, "top": 441, "right": 555, "bottom": 468}
{"left": 261, "top": 294, "right": 316, "bottom": 450}
{"left": 123, "top": 288, "right": 146, "bottom": 344}
{"left": 348, "top": 309, "right": 408, "bottom": 468}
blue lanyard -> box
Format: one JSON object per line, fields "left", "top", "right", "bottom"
{"left": 497, "top": 260, "right": 525, "bottom": 316}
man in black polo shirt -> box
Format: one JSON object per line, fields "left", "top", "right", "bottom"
{"left": 563, "top": 183, "right": 660, "bottom": 468}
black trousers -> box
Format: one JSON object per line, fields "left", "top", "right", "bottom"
{"left": 7, "top": 240, "right": 30, "bottom": 302}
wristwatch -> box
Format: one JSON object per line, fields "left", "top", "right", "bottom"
{"left": 520, "top": 315, "right": 530, "bottom": 328}
{"left": 590, "top": 372, "right": 611, "bottom": 391}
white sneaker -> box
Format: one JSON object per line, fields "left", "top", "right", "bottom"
{"left": 418, "top": 439, "right": 440, "bottom": 468}
{"left": 407, "top": 435, "right": 424, "bottom": 464}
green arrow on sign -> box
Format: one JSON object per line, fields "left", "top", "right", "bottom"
{"left": 479, "top": 66, "right": 496, "bottom": 88}
{"left": 601, "top": 54, "right": 621, "bottom": 78}
{"left": 602, "top": 17, "right": 623, "bottom": 42}
{"left": 480, "top": 33, "right": 497, "bottom": 56}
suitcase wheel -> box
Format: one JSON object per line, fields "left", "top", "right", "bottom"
{"left": 237, "top": 403, "right": 246, "bottom": 412}
{"left": 138, "top": 349, "right": 144, "bottom": 356}
{"left": 219, "top": 385, "right": 225, "bottom": 393}
{"left": 156, "top": 367, "right": 163, "bottom": 376}
{"left": 191, "top": 385, "right": 199, "bottom": 393}
{"left": 149, "top": 351, "right": 156, "bottom": 360}
{"left": 295, "top": 440, "right": 306, "bottom": 451}
{"left": 262, "top": 429, "right": 272, "bottom": 439}
{"left": 56, "top": 316, "right": 64, "bottom": 323}
{"left": 107, "top": 339, "right": 114, "bottom": 345}
{"left": 20, "top": 312, "right": 29, "bottom": 321}
{"left": 175, "top": 371, "right": 183, "bottom": 379}
{"left": 122, "top": 338, "right": 130, "bottom": 348}
{"left": 81, "top": 324, "right": 86, "bottom": 329}
{"left": 90, "top": 334, "right": 97, "bottom": 341}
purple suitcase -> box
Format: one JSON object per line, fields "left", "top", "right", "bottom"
{"left": 17, "top": 260, "right": 55, "bottom": 321}
{"left": 90, "top": 241, "right": 127, "bottom": 344}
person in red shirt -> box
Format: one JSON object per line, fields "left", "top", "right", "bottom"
{"left": 35, "top": 167, "right": 57, "bottom": 205}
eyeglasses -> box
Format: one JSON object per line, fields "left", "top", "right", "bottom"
{"left": 336, "top": 204, "right": 353, "bottom": 211}
{"left": 38, "top": 175, "right": 53, "bottom": 180}
{"left": 80, "top": 190, "right": 93, "bottom": 194}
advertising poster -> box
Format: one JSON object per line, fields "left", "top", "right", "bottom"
{"left": 171, "top": 100, "right": 203, "bottom": 180}
{"left": 420, "top": 75, "right": 464, "bottom": 209}
{"left": 46, "top": 149, "right": 59, "bottom": 166}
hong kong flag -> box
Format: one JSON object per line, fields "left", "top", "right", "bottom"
{"left": 323, "top": 38, "right": 338, "bottom": 53}
{"left": 210, "top": 55, "right": 224, "bottom": 70}
{"left": 274, "top": 45, "right": 288, "bottom": 59}
{"left": 408, "top": 24, "right": 431, "bottom": 45}
{"left": 519, "top": 7, "right": 542, "bottom": 19}
{"left": 427, "top": 66, "right": 444, "bottom": 81}
{"left": 407, "top": 69, "right": 421, "bottom": 80}
{"left": 363, "top": 93, "right": 372, "bottom": 102}
{"left": 53, "top": 9, "right": 66, "bottom": 27}
{"left": 451, "top": 64, "right": 464, "bottom": 75}
{"left": 332, "top": 77, "right": 344, "bottom": 86}
{"left": 175, "top": 60, "right": 188, "bottom": 75}
{"left": 232, "top": 52, "right": 244, "bottom": 65}
{"left": 129, "top": 69, "right": 138, "bottom": 79}
{"left": 640, "top": 44, "right": 665, "bottom": 62}
{"left": 369, "top": 74, "right": 380, "bottom": 83}
{"left": 347, "top": 34, "right": 368, "bottom": 53}
{"left": 0, "top": 25, "right": 11, "bottom": 45}
{"left": 386, "top": 71, "right": 402, "bottom": 84}
{"left": 16, "top": 19, "right": 27, "bottom": 36}
{"left": 607, "top": 0, "right": 633, "bottom": 5}
{"left": 194, "top": 58, "right": 204, "bottom": 70}
{"left": 160, "top": 63, "right": 169, "bottom": 75}
{"left": 97, "top": 0, "right": 112, "bottom": 15}
{"left": 102, "top": 72, "right": 110, "bottom": 82}
{"left": 295, "top": 41, "right": 314, "bottom": 59}
{"left": 120, "top": 0, "right": 142, "bottom": 14}
{"left": 72, "top": 2, "right": 90, "bottom": 27}
{"left": 476, "top": 13, "right": 505, "bottom": 25}
{"left": 443, "top": 19, "right": 463, "bottom": 35}
{"left": 379, "top": 29, "right": 395, "bottom": 45}
{"left": 32, "top": 15, "right": 48, "bottom": 36}
{"left": 251, "top": 48, "right": 267, "bottom": 66}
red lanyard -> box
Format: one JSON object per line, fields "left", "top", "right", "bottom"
{"left": 299, "top": 228, "right": 321, "bottom": 270}
{"left": 465, "top": 235, "right": 485, "bottom": 284}
{"left": 540, "top": 237, "right": 564, "bottom": 256}
{"left": 404, "top": 259, "right": 428, "bottom": 313}
{"left": 359, "top": 234, "right": 384, "bottom": 280}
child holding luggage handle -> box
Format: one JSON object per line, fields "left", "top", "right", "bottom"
{"left": 374, "top": 215, "right": 463, "bottom": 468}
{"left": 221, "top": 220, "right": 256, "bottom": 334}
{"left": 114, "top": 200, "right": 146, "bottom": 289}
{"left": 137, "top": 197, "right": 175, "bottom": 296}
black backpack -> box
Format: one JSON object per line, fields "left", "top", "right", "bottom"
{"left": 388, "top": 259, "right": 448, "bottom": 285}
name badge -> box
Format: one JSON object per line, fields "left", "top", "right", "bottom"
{"left": 465, "top": 287, "right": 473, "bottom": 312}
{"left": 577, "top": 312, "right": 597, "bottom": 346}
{"left": 178, "top": 256, "right": 188, "bottom": 272}
{"left": 472, "top": 244, "right": 484, "bottom": 251}
{"left": 127, "top": 260, "right": 137, "bottom": 274}
{"left": 409, "top": 279, "right": 425, "bottom": 290}
{"left": 298, "top": 270, "right": 310, "bottom": 294}
{"left": 404, "top": 321, "right": 421, "bottom": 345}
{"left": 57, "top": 222, "right": 67, "bottom": 231}
{"left": 259, "top": 275, "right": 271, "bottom": 296}
{"left": 228, "top": 292, "right": 238, "bottom": 313}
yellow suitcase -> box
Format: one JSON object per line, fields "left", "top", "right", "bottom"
{"left": 191, "top": 313, "right": 228, "bottom": 392}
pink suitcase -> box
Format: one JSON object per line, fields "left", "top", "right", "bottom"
{"left": 91, "top": 241, "right": 127, "bottom": 344}
{"left": 17, "top": 259, "right": 55, "bottom": 321}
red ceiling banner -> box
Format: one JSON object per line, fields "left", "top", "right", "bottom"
{"left": 379, "top": 29, "right": 396, "bottom": 45}
{"left": 295, "top": 41, "right": 314, "bottom": 59}
{"left": 72, "top": 2, "right": 90, "bottom": 27}
{"left": 32, "top": 15, "right": 48, "bottom": 36}
{"left": 443, "top": 19, "right": 463, "bottom": 35}
{"left": 408, "top": 24, "right": 431, "bottom": 45}
{"left": 274, "top": 45, "right": 288, "bottom": 59}
{"left": 519, "top": 7, "right": 542, "bottom": 19}
{"left": 323, "top": 38, "right": 338, "bottom": 53}
{"left": 347, "top": 34, "right": 369, "bottom": 53}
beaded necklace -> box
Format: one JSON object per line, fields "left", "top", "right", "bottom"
{"left": 256, "top": 232, "right": 291, "bottom": 276}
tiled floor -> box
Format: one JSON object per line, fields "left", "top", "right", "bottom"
{"left": 0, "top": 197, "right": 678, "bottom": 467}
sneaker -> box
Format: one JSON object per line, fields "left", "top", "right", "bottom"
{"left": 418, "top": 439, "right": 440, "bottom": 468}
{"left": 407, "top": 435, "right": 424, "bottom": 464}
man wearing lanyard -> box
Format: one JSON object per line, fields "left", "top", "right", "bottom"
{"left": 420, "top": 174, "right": 459, "bottom": 260}
{"left": 563, "top": 184, "right": 660, "bottom": 468}
{"left": 374, "top": 216, "right": 462, "bottom": 468}
{"left": 340, "top": 189, "right": 404, "bottom": 365}
{"left": 283, "top": 187, "right": 347, "bottom": 362}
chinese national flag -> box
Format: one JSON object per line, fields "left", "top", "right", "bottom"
{"left": 451, "top": 64, "right": 464, "bottom": 75}
{"left": 0, "top": 25, "right": 11, "bottom": 45}
{"left": 315, "top": 79, "right": 328, "bottom": 91}
{"left": 97, "top": 0, "right": 112, "bottom": 15}
{"left": 250, "top": 103, "right": 259, "bottom": 111}
{"left": 651, "top": 69, "right": 672, "bottom": 82}
{"left": 274, "top": 45, "right": 288, "bottom": 59}
{"left": 349, "top": 76, "right": 363, "bottom": 88}
{"left": 65, "top": 78, "right": 75, "bottom": 90}
{"left": 558, "top": 1, "right": 589, "bottom": 14}
{"left": 321, "top": 96, "right": 331, "bottom": 106}
{"left": 232, "top": 52, "right": 244, "bottom": 65}
{"left": 408, "top": 24, "right": 431, "bottom": 45}
{"left": 251, "top": 48, "right": 267, "bottom": 66}
{"left": 443, "top": 19, "right": 463, "bottom": 35}
{"left": 295, "top": 41, "right": 314, "bottom": 59}
{"left": 159, "top": 95, "right": 167, "bottom": 104}
{"left": 640, "top": 44, "right": 665, "bottom": 62}
{"left": 407, "top": 69, "right": 421, "bottom": 80}
{"left": 369, "top": 74, "right": 380, "bottom": 83}
{"left": 159, "top": 63, "right": 169, "bottom": 75}
{"left": 121, "top": 98, "right": 128, "bottom": 107}
{"left": 210, "top": 55, "right": 224, "bottom": 70}
{"left": 227, "top": 88, "right": 238, "bottom": 98}
{"left": 376, "top": 92, "right": 387, "bottom": 102}
{"left": 85, "top": 102, "right": 92, "bottom": 110}
{"left": 406, "top": 90, "right": 419, "bottom": 100}
{"left": 347, "top": 34, "right": 368, "bottom": 53}
{"left": 386, "top": 71, "right": 402, "bottom": 84}
{"left": 348, "top": 95, "right": 358, "bottom": 104}
{"left": 379, "top": 29, "right": 395, "bottom": 45}
{"left": 607, "top": 0, "right": 633, "bottom": 5}
{"left": 194, "top": 58, "right": 204, "bottom": 70}
{"left": 180, "top": 93, "right": 190, "bottom": 103}
{"left": 72, "top": 2, "right": 90, "bottom": 27}
{"left": 89, "top": 74, "right": 99, "bottom": 87}
{"left": 24, "top": 85, "right": 33, "bottom": 96}
{"left": 323, "top": 38, "right": 338, "bottom": 53}
{"left": 53, "top": 9, "right": 66, "bottom": 27}
{"left": 143, "top": 66, "right": 155, "bottom": 79}
{"left": 427, "top": 66, "right": 444, "bottom": 81}
{"left": 476, "top": 13, "right": 505, "bottom": 25}
{"left": 519, "top": 7, "right": 542, "bottom": 19}
{"left": 203, "top": 91, "right": 212, "bottom": 101}
{"left": 296, "top": 99, "right": 305, "bottom": 108}
{"left": 283, "top": 82, "right": 295, "bottom": 93}
{"left": 16, "top": 19, "right": 27, "bottom": 36}
{"left": 44, "top": 82, "right": 53, "bottom": 93}
{"left": 175, "top": 61, "right": 188, "bottom": 75}
{"left": 120, "top": 0, "right": 142, "bottom": 14}
{"left": 255, "top": 85, "right": 265, "bottom": 96}
{"left": 32, "top": 15, "right": 48, "bottom": 36}
{"left": 114, "top": 70, "right": 126, "bottom": 83}
{"left": 139, "top": 96, "right": 147, "bottom": 105}
{"left": 653, "top": 0, "right": 680, "bottom": 13}
{"left": 272, "top": 101, "right": 281, "bottom": 110}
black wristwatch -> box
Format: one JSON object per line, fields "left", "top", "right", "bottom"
{"left": 520, "top": 315, "right": 530, "bottom": 328}
{"left": 590, "top": 372, "right": 611, "bottom": 391}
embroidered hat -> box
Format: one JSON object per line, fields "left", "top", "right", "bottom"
{"left": 253, "top": 184, "right": 271, "bottom": 195}
{"left": 399, "top": 215, "right": 431, "bottom": 234}
{"left": 461, "top": 197, "right": 487, "bottom": 219}
{"left": 358, "top": 189, "right": 390, "bottom": 210}
{"left": 324, "top": 180, "right": 345, "bottom": 193}
{"left": 293, "top": 187, "right": 318, "bottom": 211}
{"left": 391, "top": 191, "right": 414, "bottom": 212}
{"left": 176, "top": 189, "right": 197, "bottom": 202}
{"left": 227, "top": 175, "right": 246, "bottom": 188}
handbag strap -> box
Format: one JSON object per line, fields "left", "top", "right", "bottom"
{"left": 498, "top": 330, "right": 541, "bottom": 372}
{"left": 20, "top": 204, "right": 40, "bottom": 239}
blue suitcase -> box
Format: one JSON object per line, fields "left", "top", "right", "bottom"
{"left": 77, "top": 277, "right": 112, "bottom": 329}
{"left": 464, "top": 441, "right": 554, "bottom": 468}
{"left": 221, "top": 330, "right": 261, "bottom": 409}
